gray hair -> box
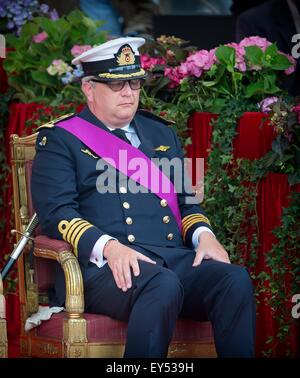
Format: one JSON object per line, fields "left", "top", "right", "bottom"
{"left": 81, "top": 75, "right": 97, "bottom": 88}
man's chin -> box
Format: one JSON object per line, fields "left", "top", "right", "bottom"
{"left": 118, "top": 110, "right": 136, "bottom": 121}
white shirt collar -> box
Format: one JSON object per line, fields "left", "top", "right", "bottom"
{"left": 107, "top": 123, "right": 134, "bottom": 133}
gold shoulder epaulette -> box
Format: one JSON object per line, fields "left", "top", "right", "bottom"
{"left": 37, "top": 113, "right": 74, "bottom": 130}
{"left": 137, "top": 109, "right": 176, "bottom": 125}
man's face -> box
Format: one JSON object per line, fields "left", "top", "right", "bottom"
{"left": 82, "top": 79, "right": 141, "bottom": 128}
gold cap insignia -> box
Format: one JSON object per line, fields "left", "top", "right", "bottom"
{"left": 154, "top": 145, "right": 171, "bottom": 152}
{"left": 116, "top": 44, "right": 135, "bottom": 66}
{"left": 39, "top": 136, "right": 47, "bottom": 146}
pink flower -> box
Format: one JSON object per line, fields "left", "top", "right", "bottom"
{"left": 239, "top": 36, "right": 271, "bottom": 51}
{"left": 292, "top": 103, "right": 300, "bottom": 123}
{"left": 140, "top": 54, "right": 165, "bottom": 70}
{"left": 32, "top": 31, "right": 48, "bottom": 43}
{"left": 292, "top": 103, "right": 300, "bottom": 113}
{"left": 208, "top": 48, "right": 217, "bottom": 66}
{"left": 280, "top": 53, "right": 297, "bottom": 75}
{"left": 165, "top": 49, "right": 176, "bottom": 63}
{"left": 225, "top": 43, "right": 247, "bottom": 72}
{"left": 71, "top": 45, "right": 92, "bottom": 57}
{"left": 179, "top": 61, "right": 202, "bottom": 77}
{"left": 186, "top": 49, "right": 215, "bottom": 71}
{"left": 47, "top": 59, "right": 73, "bottom": 76}
{"left": 170, "top": 49, "right": 215, "bottom": 82}
{"left": 164, "top": 66, "right": 185, "bottom": 88}
{"left": 259, "top": 97, "right": 278, "bottom": 113}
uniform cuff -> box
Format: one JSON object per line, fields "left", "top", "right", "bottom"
{"left": 57, "top": 218, "right": 105, "bottom": 268}
{"left": 192, "top": 227, "right": 215, "bottom": 250}
{"left": 90, "top": 234, "right": 117, "bottom": 268}
{"left": 182, "top": 213, "right": 212, "bottom": 249}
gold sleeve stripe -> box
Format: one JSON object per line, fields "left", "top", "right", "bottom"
{"left": 182, "top": 217, "right": 209, "bottom": 239}
{"left": 65, "top": 219, "right": 89, "bottom": 243}
{"left": 65, "top": 219, "right": 87, "bottom": 242}
{"left": 69, "top": 222, "right": 92, "bottom": 247}
{"left": 58, "top": 218, "right": 94, "bottom": 257}
{"left": 182, "top": 214, "right": 211, "bottom": 228}
{"left": 73, "top": 224, "right": 93, "bottom": 256}
{"left": 182, "top": 216, "right": 211, "bottom": 233}
{"left": 182, "top": 213, "right": 210, "bottom": 223}
{"left": 182, "top": 214, "right": 211, "bottom": 241}
{"left": 182, "top": 219, "right": 209, "bottom": 241}
{"left": 58, "top": 218, "right": 81, "bottom": 240}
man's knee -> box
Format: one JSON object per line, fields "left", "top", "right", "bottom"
{"left": 225, "top": 265, "right": 254, "bottom": 299}
{"left": 149, "top": 268, "right": 184, "bottom": 310}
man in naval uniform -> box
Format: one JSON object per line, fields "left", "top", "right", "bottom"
{"left": 31, "top": 37, "right": 256, "bottom": 358}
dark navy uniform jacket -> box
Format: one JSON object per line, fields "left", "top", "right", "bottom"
{"left": 31, "top": 106, "right": 212, "bottom": 305}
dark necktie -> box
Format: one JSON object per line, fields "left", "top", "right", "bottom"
{"left": 112, "top": 128, "right": 131, "bottom": 145}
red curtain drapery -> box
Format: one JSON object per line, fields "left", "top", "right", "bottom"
{"left": 0, "top": 102, "right": 42, "bottom": 357}
{"left": 0, "top": 55, "right": 8, "bottom": 93}
{"left": 1, "top": 105, "right": 299, "bottom": 357}
{"left": 187, "top": 112, "right": 300, "bottom": 357}
{"left": 186, "top": 111, "right": 276, "bottom": 162}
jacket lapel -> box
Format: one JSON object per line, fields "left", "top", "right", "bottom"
{"left": 132, "top": 117, "right": 156, "bottom": 159}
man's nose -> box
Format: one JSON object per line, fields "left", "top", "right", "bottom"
{"left": 121, "top": 81, "right": 132, "bottom": 95}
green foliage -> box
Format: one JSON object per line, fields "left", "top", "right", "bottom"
{"left": 257, "top": 97, "right": 300, "bottom": 185}
{"left": 257, "top": 192, "right": 300, "bottom": 356}
{"left": 0, "top": 88, "right": 16, "bottom": 290}
{"left": 140, "top": 87, "right": 192, "bottom": 144}
{"left": 194, "top": 43, "right": 291, "bottom": 111}
{"left": 3, "top": 10, "right": 107, "bottom": 104}
{"left": 0, "top": 88, "right": 15, "bottom": 202}
{"left": 202, "top": 99, "right": 260, "bottom": 268}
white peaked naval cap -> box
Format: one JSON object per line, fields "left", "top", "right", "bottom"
{"left": 72, "top": 37, "right": 147, "bottom": 81}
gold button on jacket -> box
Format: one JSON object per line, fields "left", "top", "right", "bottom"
{"left": 126, "top": 217, "right": 133, "bottom": 225}
{"left": 167, "top": 233, "right": 173, "bottom": 240}
{"left": 163, "top": 216, "right": 170, "bottom": 224}
{"left": 123, "top": 202, "right": 130, "bottom": 209}
{"left": 128, "top": 234, "right": 135, "bottom": 242}
{"left": 160, "top": 199, "right": 168, "bottom": 207}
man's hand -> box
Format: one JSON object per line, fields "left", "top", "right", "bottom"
{"left": 103, "top": 240, "right": 156, "bottom": 292}
{"left": 193, "top": 231, "right": 230, "bottom": 267}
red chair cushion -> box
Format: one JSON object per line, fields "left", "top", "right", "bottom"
{"left": 36, "top": 312, "right": 213, "bottom": 343}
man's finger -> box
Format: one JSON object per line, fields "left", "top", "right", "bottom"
{"left": 122, "top": 262, "right": 132, "bottom": 290}
{"left": 136, "top": 252, "right": 156, "bottom": 264}
{"left": 192, "top": 250, "right": 204, "bottom": 267}
{"left": 115, "top": 264, "right": 127, "bottom": 291}
{"left": 112, "top": 268, "right": 122, "bottom": 290}
{"left": 130, "top": 258, "right": 140, "bottom": 277}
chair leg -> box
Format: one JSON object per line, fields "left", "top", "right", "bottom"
{"left": 63, "top": 316, "right": 88, "bottom": 358}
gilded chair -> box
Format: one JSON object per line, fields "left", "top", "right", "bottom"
{"left": 10, "top": 131, "right": 216, "bottom": 358}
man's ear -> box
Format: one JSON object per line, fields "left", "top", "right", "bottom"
{"left": 81, "top": 80, "right": 94, "bottom": 102}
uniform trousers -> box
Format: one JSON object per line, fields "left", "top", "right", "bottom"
{"left": 83, "top": 251, "right": 256, "bottom": 358}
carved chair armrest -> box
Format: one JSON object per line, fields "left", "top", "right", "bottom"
{"left": 33, "top": 235, "right": 84, "bottom": 317}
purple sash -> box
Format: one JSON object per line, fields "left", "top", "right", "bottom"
{"left": 56, "top": 116, "right": 182, "bottom": 231}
